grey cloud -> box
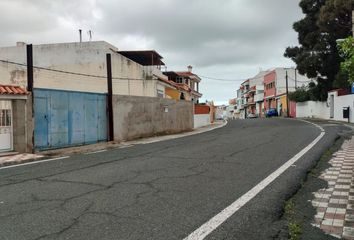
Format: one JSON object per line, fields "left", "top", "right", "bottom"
{"left": 0, "top": 0, "right": 303, "bottom": 103}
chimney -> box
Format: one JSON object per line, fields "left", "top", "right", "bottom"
{"left": 16, "top": 42, "right": 26, "bottom": 47}
{"left": 187, "top": 65, "right": 193, "bottom": 73}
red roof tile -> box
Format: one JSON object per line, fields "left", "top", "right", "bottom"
{"left": 0, "top": 85, "right": 27, "bottom": 95}
{"left": 175, "top": 71, "right": 194, "bottom": 77}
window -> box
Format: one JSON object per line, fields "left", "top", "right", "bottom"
{"left": 0, "top": 109, "right": 11, "bottom": 127}
{"left": 266, "top": 82, "right": 275, "bottom": 90}
{"left": 157, "top": 89, "right": 164, "bottom": 98}
{"left": 176, "top": 77, "right": 183, "bottom": 84}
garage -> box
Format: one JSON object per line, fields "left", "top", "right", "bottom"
{"left": 34, "top": 89, "right": 107, "bottom": 150}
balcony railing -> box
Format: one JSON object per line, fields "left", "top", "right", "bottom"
{"left": 247, "top": 98, "right": 255, "bottom": 104}
{"left": 143, "top": 66, "right": 167, "bottom": 80}
{"left": 254, "top": 93, "right": 264, "bottom": 102}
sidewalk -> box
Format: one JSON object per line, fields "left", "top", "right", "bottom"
{"left": 312, "top": 136, "right": 354, "bottom": 239}
{"left": 0, "top": 120, "right": 226, "bottom": 167}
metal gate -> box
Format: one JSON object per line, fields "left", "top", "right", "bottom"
{"left": 34, "top": 89, "right": 107, "bottom": 150}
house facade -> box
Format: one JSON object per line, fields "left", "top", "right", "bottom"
{"left": 265, "top": 68, "right": 311, "bottom": 117}
{"left": 0, "top": 41, "right": 195, "bottom": 152}
{"left": 163, "top": 66, "right": 202, "bottom": 103}
{"left": 249, "top": 71, "right": 269, "bottom": 117}
{"left": 234, "top": 67, "right": 313, "bottom": 118}
{"left": 238, "top": 79, "right": 250, "bottom": 119}
{"left": 0, "top": 85, "right": 31, "bottom": 153}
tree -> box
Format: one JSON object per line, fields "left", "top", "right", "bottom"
{"left": 288, "top": 86, "right": 310, "bottom": 102}
{"left": 338, "top": 36, "right": 354, "bottom": 83}
{"left": 284, "top": 0, "right": 352, "bottom": 101}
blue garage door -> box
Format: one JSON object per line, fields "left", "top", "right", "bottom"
{"left": 34, "top": 89, "right": 107, "bottom": 150}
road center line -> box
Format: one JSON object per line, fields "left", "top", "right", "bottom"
{"left": 183, "top": 121, "right": 325, "bottom": 240}
{"left": 0, "top": 156, "right": 70, "bottom": 170}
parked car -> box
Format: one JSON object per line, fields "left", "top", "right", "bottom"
{"left": 266, "top": 108, "right": 278, "bottom": 117}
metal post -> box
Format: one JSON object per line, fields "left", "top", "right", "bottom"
{"left": 26, "top": 44, "right": 35, "bottom": 153}
{"left": 286, "top": 70, "right": 289, "bottom": 117}
{"left": 26, "top": 44, "right": 33, "bottom": 92}
{"left": 106, "top": 53, "right": 114, "bottom": 141}
{"left": 295, "top": 68, "right": 297, "bottom": 89}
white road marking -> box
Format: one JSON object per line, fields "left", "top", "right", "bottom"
{"left": 120, "top": 145, "right": 133, "bottom": 148}
{"left": 85, "top": 149, "right": 107, "bottom": 155}
{"left": 184, "top": 121, "right": 325, "bottom": 240}
{"left": 0, "top": 156, "right": 70, "bottom": 170}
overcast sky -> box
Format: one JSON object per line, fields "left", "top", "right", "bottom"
{"left": 0, "top": 0, "right": 303, "bottom": 105}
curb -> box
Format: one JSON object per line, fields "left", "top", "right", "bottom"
{"left": 0, "top": 121, "right": 227, "bottom": 168}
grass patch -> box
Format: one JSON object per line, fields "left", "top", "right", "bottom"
{"left": 285, "top": 199, "right": 302, "bottom": 240}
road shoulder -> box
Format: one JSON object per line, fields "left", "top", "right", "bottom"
{"left": 280, "top": 126, "right": 354, "bottom": 239}
{"left": 0, "top": 121, "right": 227, "bottom": 167}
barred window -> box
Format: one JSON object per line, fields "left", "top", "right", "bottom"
{"left": 0, "top": 110, "right": 11, "bottom": 127}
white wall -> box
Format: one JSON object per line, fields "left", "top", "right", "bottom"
{"left": 194, "top": 114, "right": 210, "bottom": 128}
{"left": 296, "top": 101, "right": 329, "bottom": 119}
{"left": 328, "top": 92, "right": 354, "bottom": 123}
{"left": 296, "top": 92, "right": 354, "bottom": 123}
{"left": 0, "top": 41, "right": 161, "bottom": 97}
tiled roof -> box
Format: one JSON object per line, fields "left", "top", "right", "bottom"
{"left": 157, "top": 77, "right": 178, "bottom": 89}
{"left": 0, "top": 85, "right": 27, "bottom": 95}
{"left": 175, "top": 71, "right": 194, "bottom": 77}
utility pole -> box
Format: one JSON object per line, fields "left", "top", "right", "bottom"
{"left": 26, "top": 44, "right": 33, "bottom": 92}
{"left": 26, "top": 44, "right": 35, "bottom": 153}
{"left": 295, "top": 68, "right": 297, "bottom": 89}
{"left": 285, "top": 70, "right": 289, "bottom": 117}
{"left": 106, "top": 53, "right": 114, "bottom": 142}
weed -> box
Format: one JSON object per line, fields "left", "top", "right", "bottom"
{"left": 285, "top": 199, "right": 302, "bottom": 240}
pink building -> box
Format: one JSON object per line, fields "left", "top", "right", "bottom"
{"left": 264, "top": 70, "right": 276, "bottom": 111}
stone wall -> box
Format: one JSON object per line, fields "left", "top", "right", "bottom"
{"left": 113, "top": 95, "right": 193, "bottom": 142}
{"left": 12, "top": 95, "right": 33, "bottom": 153}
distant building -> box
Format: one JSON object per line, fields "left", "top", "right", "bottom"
{"left": 163, "top": 66, "right": 202, "bottom": 103}
{"left": 264, "top": 67, "right": 312, "bottom": 117}
{"left": 235, "top": 67, "right": 313, "bottom": 118}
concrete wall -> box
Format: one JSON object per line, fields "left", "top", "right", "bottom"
{"left": 194, "top": 114, "right": 211, "bottom": 128}
{"left": 112, "top": 95, "right": 193, "bottom": 142}
{"left": 0, "top": 41, "right": 161, "bottom": 97}
{"left": 296, "top": 101, "right": 329, "bottom": 119}
{"left": 296, "top": 93, "right": 354, "bottom": 123}
{"left": 12, "top": 96, "right": 33, "bottom": 153}
{"left": 328, "top": 92, "right": 354, "bottom": 123}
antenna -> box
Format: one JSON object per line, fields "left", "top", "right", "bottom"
{"left": 88, "top": 30, "right": 93, "bottom": 41}
{"left": 79, "top": 29, "right": 82, "bottom": 42}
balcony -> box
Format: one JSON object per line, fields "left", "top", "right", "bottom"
{"left": 256, "top": 85, "right": 264, "bottom": 91}
{"left": 247, "top": 97, "right": 255, "bottom": 105}
{"left": 254, "top": 93, "right": 264, "bottom": 102}
{"left": 143, "top": 66, "right": 167, "bottom": 80}
{"left": 249, "top": 86, "right": 256, "bottom": 92}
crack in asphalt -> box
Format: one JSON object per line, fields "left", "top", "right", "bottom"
{"left": 0, "top": 119, "right": 325, "bottom": 240}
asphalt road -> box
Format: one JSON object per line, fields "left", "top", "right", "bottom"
{"left": 0, "top": 118, "right": 350, "bottom": 240}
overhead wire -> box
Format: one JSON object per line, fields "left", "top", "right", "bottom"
{"left": 0, "top": 59, "right": 315, "bottom": 86}
{"left": 0, "top": 59, "right": 147, "bottom": 81}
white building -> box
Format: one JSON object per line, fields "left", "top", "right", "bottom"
{"left": 0, "top": 41, "right": 173, "bottom": 97}
{"left": 0, "top": 41, "right": 181, "bottom": 152}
